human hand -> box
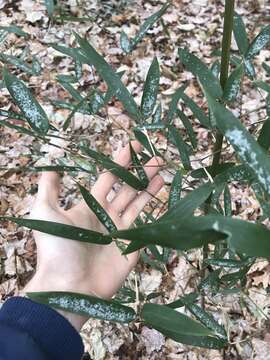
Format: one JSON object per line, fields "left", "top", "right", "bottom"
{"left": 24, "top": 141, "right": 164, "bottom": 330}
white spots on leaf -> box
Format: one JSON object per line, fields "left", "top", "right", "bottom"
{"left": 225, "top": 128, "right": 270, "bottom": 194}
{"left": 9, "top": 80, "right": 47, "bottom": 131}
{"left": 49, "top": 295, "right": 134, "bottom": 322}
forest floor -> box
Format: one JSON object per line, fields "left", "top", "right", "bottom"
{"left": 0, "top": 0, "right": 270, "bottom": 359}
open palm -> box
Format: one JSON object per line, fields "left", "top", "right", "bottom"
{"left": 25, "top": 142, "right": 164, "bottom": 305}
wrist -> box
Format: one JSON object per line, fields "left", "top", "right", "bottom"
{"left": 23, "top": 272, "right": 91, "bottom": 331}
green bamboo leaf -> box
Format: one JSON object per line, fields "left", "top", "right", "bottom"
{"left": 223, "top": 184, "right": 232, "bottom": 217}
{"left": 168, "top": 170, "right": 182, "bottom": 209}
{"left": 0, "top": 30, "right": 7, "bottom": 45}
{"left": 142, "top": 303, "right": 226, "bottom": 349}
{"left": 120, "top": 31, "right": 131, "bottom": 53}
{"left": 169, "top": 125, "right": 191, "bottom": 170}
{"left": 133, "top": 128, "right": 160, "bottom": 157}
{"left": 63, "top": 94, "right": 90, "bottom": 130}
{"left": 141, "top": 57, "right": 160, "bottom": 119}
{"left": 0, "top": 119, "right": 37, "bottom": 137}
{"left": 114, "top": 214, "right": 270, "bottom": 259}
{"left": 57, "top": 78, "right": 83, "bottom": 101}
{"left": 51, "top": 44, "right": 89, "bottom": 64}
{"left": 211, "top": 59, "right": 220, "bottom": 78}
{"left": 254, "top": 80, "right": 270, "bottom": 94}
{"left": 258, "top": 96, "right": 270, "bottom": 150}
{"left": 3, "top": 69, "right": 49, "bottom": 134}
{"left": 198, "top": 269, "right": 221, "bottom": 294}
{"left": 160, "top": 182, "right": 213, "bottom": 222}
{"left": 80, "top": 145, "right": 146, "bottom": 190}
{"left": 180, "top": 92, "right": 210, "bottom": 128}
{"left": 233, "top": 13, "right": 249, "bottom": 55}
{"left": 129, "top": 143, "right": 149, "bottom": 188}
{"left": 184, "top": 302, "right": 227, "bottom": 339}
{"left": 166, "top": 84, "right": 187, "bottom": 124}
{"left": 27, "top": 291, "right": 135, "bottom": 323}
{"left": 152, "top": 103, "right": 162, "bottom": 123}
{"left": 177, "top": 109, "right": 197, "bottom": 149}
{"left": 44, "top": 0, "right": 55, "bottom": 18}
{"left": 191, "top": 163, "right": 235, "bottom": 179}
{"left": 263, "top": 62, "right": 270, "bottom": 75}
{"left": 221, "top": 267, "right": 250, "bottom": 287}
{"left": 32, "top": 56, "right": 42, "bottom": 75}
{"left": 246, "top": 25, "right": 270, "bottom": 59}
{"left": 79, "top": 184, "right": 117, "bottom": 232}
{"left": 243, "top": 58, "right": 256, "bottom": 79}
{"left": 122, "top": 2, "right": 170, "bottom": 53}
{"left": 167, "top": 292, "right": 198, "bottom": 309}
{"left": 1, "top": 217, "right": 111, "bottom": 244}
{"left": 74, "top": 59, "right": 83, "bottom": 80}
{"left": 178, "top": 48, "right": 223, "bottom": 98}
{"left": 74, "top": 33, "right": 141, "bottom": 122}
{"left": 0, "top": 54, "right": 41, "bottom": 76}
{"left": 142, "top": 303, "right": 214, "bottom": 336}
{"left": 223, "top": 64, "right": 244, "bottom": 102}
{"left": 33, "top": 165, "right": 82, "bottom": 173}
{"left": 204, "top": 258, "right": 254, "bottom": 269}
{"left": 0, "top": 25, "right": 29, "bottom": 38}
{"left": 205, "top": 92, "right": 270, "bottom": 197}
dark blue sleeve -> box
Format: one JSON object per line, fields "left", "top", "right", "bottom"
{"left": 0, "top": 297, "right": 84, "bottom": 360}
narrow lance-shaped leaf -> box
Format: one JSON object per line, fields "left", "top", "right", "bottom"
{"left": 3, "top": 69, "right": 49, "bottom": 134}
{"left": 0, "top": 120, "right": 38, "bottom": 137}
{"left": 211, "top": 59, "right": 220, "bottom": 78}
{"left": 263, "top": 62, "right": 270, "bottom": 75}
{"left": 258, "top": 95, "right": 270, "bottom": 150}
{"left": 168, "top": 170, "right": 182, "bottom": 209}
{"left": 166, "top": 84, "right": 187, "bottom": 124}
{"left": 115, "top": 220, "right": 224, "bottom": 256}
{"left": 80, "top": 145, "right": 147, "bottom": 191}
{"left": 223, "top": 184, "right": 232, "bottom": 217}
{"left": 152, "top": 103, "right": 162, "bottom": 123}
{"left": 120, "top": 31, "right": 131, "bottom": 53}
{"left": 184, "top": 302, "right": 227, "bottom": 339}
{"left": 244, "top": 58, "right": 256, "bottom": 79}
{"left": 51, "top": 44, "right": 89, "bottom": 64}
{"left": 254, "top": 80, "right": 270, "bottom": 94}
{"left": 27, "top": 291, "right": 135, "bottom": 323}
{"left": 180, "top": 92, "right": 210, "bottom": 128}
{"left": 121, "top": 2, "right": 170, "bottom": 53}
{"left": 246, "top": 25, "right": 270, "bottom": 59}
{"left": 142, "top": 303, "right": 226, "bottom": 349}
{"left": 79, "top": 184, "right": 117, "bottom": 232}
{"left": 169, "top": 125, "right": 191, "bottom": 171}
{"left": 129, "top": 143, "right": 149, "bottom": 188}
{"left": 205, "top": 91, "right": 270, "bottom": 197}
{"left": 57, "top": 78, "right": 83, "bottom": 101}
{"left": 0, "top": 54, "right": 41, "bottom": 76}
{"left": 178, "top": 48, "right": 223, "bottom": 98}
{"left": 1, "top": 217, "right": 111, "bottom": 245}
{"left": 204, "top": 258, "right": 254, "bottom": 269}
{"left": 141, "top": 57, "right": 160, "bottom": 119}
{"left": 133, "top": 128, "right": 160, "bottom": 157}
{"left": 0, "top": 25, "right": 29, "bottom": 38}
{"left": 177, "top": 109, "right": 197, "bottom": 149}
{"left": 74, "top": 58, "right": 83, "bottom": 80}
{"left": 45, "top": 0, "right": 55, "bottom": 18}
{"left": 160, "top": 182, "right": 213, "bottom": 222}
{"left": 233, "top": 13, "right": 249, "bottom": 55}
{"left": 74, "top": 33, "right": 142, "bottom": 122}
{"left": 114, "top": 215, "right": 270, "bottom": 258}
{"left": 223, "top": 64, "right": 244, "bottom": 103}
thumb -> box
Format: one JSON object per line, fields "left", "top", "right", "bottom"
{"left": 35, "top": 172, "right": 61, "bottom": 208}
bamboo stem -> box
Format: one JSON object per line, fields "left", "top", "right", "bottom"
{"left": 211, "top": 0, "right": 235, "bottom": 173}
